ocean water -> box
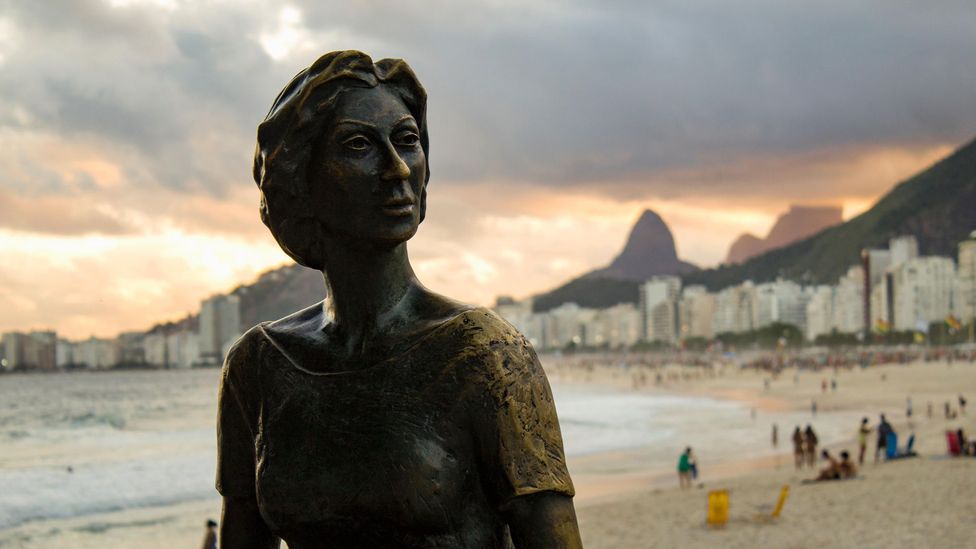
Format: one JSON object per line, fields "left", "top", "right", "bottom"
{"left": 0, "top": 368, "right": 862, "bottom": 537}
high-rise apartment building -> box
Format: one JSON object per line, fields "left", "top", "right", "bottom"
{"left": 639, "top": 276, "right": 681, "bottom": 341}
{"left": 199, "top": 294, "right": 242, "bottom": 364}
{"left": 959, "top": 232, "right": 976, "bottom": 325}
{"left": 891, "top": 256, "right": 956, "bottom": 332}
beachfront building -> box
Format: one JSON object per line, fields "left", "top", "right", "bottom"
{"left": 712, "top": 281, "right": 756, "bottom": 334}
{"left": 532, "top": 302, "right": 594, "bottom": 349}
{"left": 890, "top": 256, "right": 957, "bottom": 332}
{"left": 833, "top": 266, "right": 865, "bottom": 334}
{"left": 639, "top": 276, "right": 681, "bottom": 341}
{"left": 650, "top": 300, "right": 678, "bottom": 343}
{"left": 678, "top": 285, "right": 715, "bottom": 340}
{"left": 56, "top": 338, "right": 75, "bottom": 368}
{"left": 168, "top": 330, "right": 201, "bottom": 369}
{"left": 494, "top": 296, "right": 535, "bottom": 336}
{"left": 959, "top": 232, "right": 976, "bottom": 325}
{"left": 752, "top": 278, "right": 808, "bottom": 331}
{"left": 582, "top": 303, "right": 640, "bottom": 349}
{"left": 1, "top": 331, "right": 57, "bottom": 371}
{"left": 115, "top": 331, "right": 147, "bottom": 367}
{"left": 144, "top": 331, "right": 167, "bottom": 367}
{"left": 889, "top": 235, "right": 920, "bottom": 267}
{"left": 862, "top": 247, "right": 892, "bottom": 333}
{"left": 199, "top": 294, "right": 242, "bottom": 365}
{"left": 805, "top": 285, "right": 834, "bottom": 341}
{"left": 75, "top": 337, "right": 117, "bottom": 369}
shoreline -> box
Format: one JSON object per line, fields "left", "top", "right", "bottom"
{"left": 3, "top": 359, "right": 973, "bottom": 547}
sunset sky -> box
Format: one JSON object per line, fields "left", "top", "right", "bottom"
{"left": 1, "top": 0, "right": 974, "bottom": 339}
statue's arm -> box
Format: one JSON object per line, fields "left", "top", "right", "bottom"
{"left": 505, "top": 491, "right": 583, "bottom": 549}
{"left": 220, "top": 495, "right": 280, "bottom": 549}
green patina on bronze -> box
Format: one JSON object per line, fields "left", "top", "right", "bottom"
{"left": 216, "top": 50, "right": 582, "bottom": 548}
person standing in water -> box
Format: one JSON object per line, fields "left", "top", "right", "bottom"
{"left": 200, "top": 519, "right": 217, "bottom": 549}
{"left": 804, "top": 425, "right": 819, "bottom": 468}
{"left": 857, "top": 417, "right": 871, "bottom": 465}
{"left": 677, "top": 447, "right": 693, "bottom": 489}
{"left": 792, "top": 426, "right": 804, "bottom": 469}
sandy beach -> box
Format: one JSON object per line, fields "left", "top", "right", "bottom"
{"left": 2, "top": 358, "right": 974, "bottom": 548}
{"left": 567, "top": 357, "right": 976, "bottom": 548}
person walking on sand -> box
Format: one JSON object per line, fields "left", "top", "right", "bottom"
{"left": 772, "top": 423, "right": 779, "bottom": 448}
{"left": 960, "top": 394, "right": 968, "bottom": 415}
{"left": 875, "top": 413, "right": 893, "bottom": 463}
{"left": 792, "top": 426, "right": 804, "bottom": 469}
{"left": 804, "top": 425, "right": 819, "bottom": 468}
{"left": 857, "top": 417, "right": 871, "bottom": 465}
{"left": 677, "top": 447, "right": 693, "bottom": 489}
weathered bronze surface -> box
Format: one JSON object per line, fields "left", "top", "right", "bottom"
{"left": 217, "top": 51, "right": 582, "bottom": 548}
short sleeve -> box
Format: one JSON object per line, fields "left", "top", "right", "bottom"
{"left": 215, "top": 333, "right": 259, "bottom": 498}
{"left": 471, "top": 333, "right": 575, "bottom": 509}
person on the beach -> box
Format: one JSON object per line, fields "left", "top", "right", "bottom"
{"left": 814, "top": 450, "right": 840, "bottom": 481}
{"left": 960, "top": 394, "right": 967, "bottom": 415}
{"left": 838, "top": 450, "right": 857, "bottom": 478}
{"left": 688, "top": 447, "right": 699, "bottom": 480}
{"left": 772, "top": 423, "right": 778, "bottom": 448}
{"left": 200, "top": 519, "right": 217, "bottom": 549}
{"left": 906, "top": 397, "right": 913, "bottom": 420}
{"left": 876, "top": 413, "right": 894, "bottom": 463}
{"left": 857, "top": 417, "right": 871, "bottom": 465}
{"left": 792, "top": 426, "right": 804, "bottom": 469}
{"left": 677, "top": 447, "right": 693, "bottom": 489}
{"left": 811, "top": 399, "right": 817, "bottom": 416}
{"left": 804, "top": 425, "right": 819, "bottom": 468}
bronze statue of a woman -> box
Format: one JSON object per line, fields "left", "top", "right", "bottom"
{"left": 216, "top": 51, "right": 581, "bottom": 548}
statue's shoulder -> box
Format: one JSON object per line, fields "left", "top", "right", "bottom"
{"left": 450, "top": 306, "right": 524, "bottom": 342}
{"left": 445, "top": 307, "right": 539, "bottom": 369}
{"left": 222, "top": 322, "right": 273, "bottom": 371}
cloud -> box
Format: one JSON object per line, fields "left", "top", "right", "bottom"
{"left": 0, "top": 189, "right": 130, "bottom": 235}
{"left": 1, "top": 0, "right": 974, "bottom": 336}
{"left": 2, "top": 0, "right": 973, "bottom": 204}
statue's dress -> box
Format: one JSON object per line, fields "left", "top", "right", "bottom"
{"left": 216, "top": 307, "right": 574, "bottom": 548}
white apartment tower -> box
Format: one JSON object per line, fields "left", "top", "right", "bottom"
{"left": 959, "top": 232, "right": 976, "bottom": 324}
{"left": 639, "top": 276, "right": 681, "bottom": 341}
{"left": 891, "top": 256, "right": 956, "bottom": 332}
{"left": 199, "top": 294, "right": 242, "bottom": 364}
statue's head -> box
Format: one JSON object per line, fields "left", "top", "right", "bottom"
{"left": 254, "top": 51, "right": 429, "bottom": 269}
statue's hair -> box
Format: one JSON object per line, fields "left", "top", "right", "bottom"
{"left": 253, "top": 50, "right": 429, "bottom": 269}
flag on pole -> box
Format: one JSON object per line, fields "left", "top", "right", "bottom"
{"left": 946, "top": 315, "right": 962, "bottom": 331}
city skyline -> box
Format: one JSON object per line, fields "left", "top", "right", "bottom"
{"left": 2, "top": 1, "right": 975, "bottom": 338}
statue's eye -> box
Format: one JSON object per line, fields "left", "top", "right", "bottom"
{"left": 395, "top": 131, "right": 420, "bottom": 147}
{"left": 343, "top": 136, "right": 371, "bottom": 151}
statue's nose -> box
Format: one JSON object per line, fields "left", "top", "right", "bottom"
{"left": 381, "top": 144, "right": 411, "bottom": 181}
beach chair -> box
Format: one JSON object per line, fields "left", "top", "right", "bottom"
{"left": 888, "top": 433, "right": 918, "bottom": 460}
{"left": 885, "top": 432, "right": 898, "bottom": 460}
{"left": 754, "top": 485, "right": 789, "bottom": 523}
{"left": 946, "top": 431, "right": 961, "bottom": 456}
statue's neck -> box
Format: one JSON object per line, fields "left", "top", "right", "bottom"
{"left": 319, "top": 238, "right": 417, "bottom": 351}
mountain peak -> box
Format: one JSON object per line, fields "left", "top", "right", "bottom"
{"left": 726, "top": 203, "right": 843, "bottom": 264}
{"left": 587, "top": 209, "right": 697, "bottom": 282}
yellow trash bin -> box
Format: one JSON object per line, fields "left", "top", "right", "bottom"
{"left": 707, "top": 489, "right": 729, "bottom": 527}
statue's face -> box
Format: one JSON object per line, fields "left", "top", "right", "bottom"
{"left": 309, "top": 85, "right": 427, "bottom": 247}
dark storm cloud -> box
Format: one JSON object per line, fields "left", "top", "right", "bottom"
{"left": 2, "top": 0, "right": 974, "bottom": 202}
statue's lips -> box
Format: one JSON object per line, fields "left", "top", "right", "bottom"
{"left": 381, "top": 199, "right": 415, "bottom": 216}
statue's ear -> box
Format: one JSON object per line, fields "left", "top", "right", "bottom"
{"left": 418, "top": 184, "right": 427, "bottom": 224}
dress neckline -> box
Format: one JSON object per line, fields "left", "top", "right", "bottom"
{"left": 257, "top": 306, "right": 476, "bottom": 376}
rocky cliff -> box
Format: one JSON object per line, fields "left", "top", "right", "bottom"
{"left": 726, "top": 205, "right": 843, "bottom": 264}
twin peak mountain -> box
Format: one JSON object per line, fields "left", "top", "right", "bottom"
{"left": 586, "top": 205, "right": 837, "bottom": 281}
